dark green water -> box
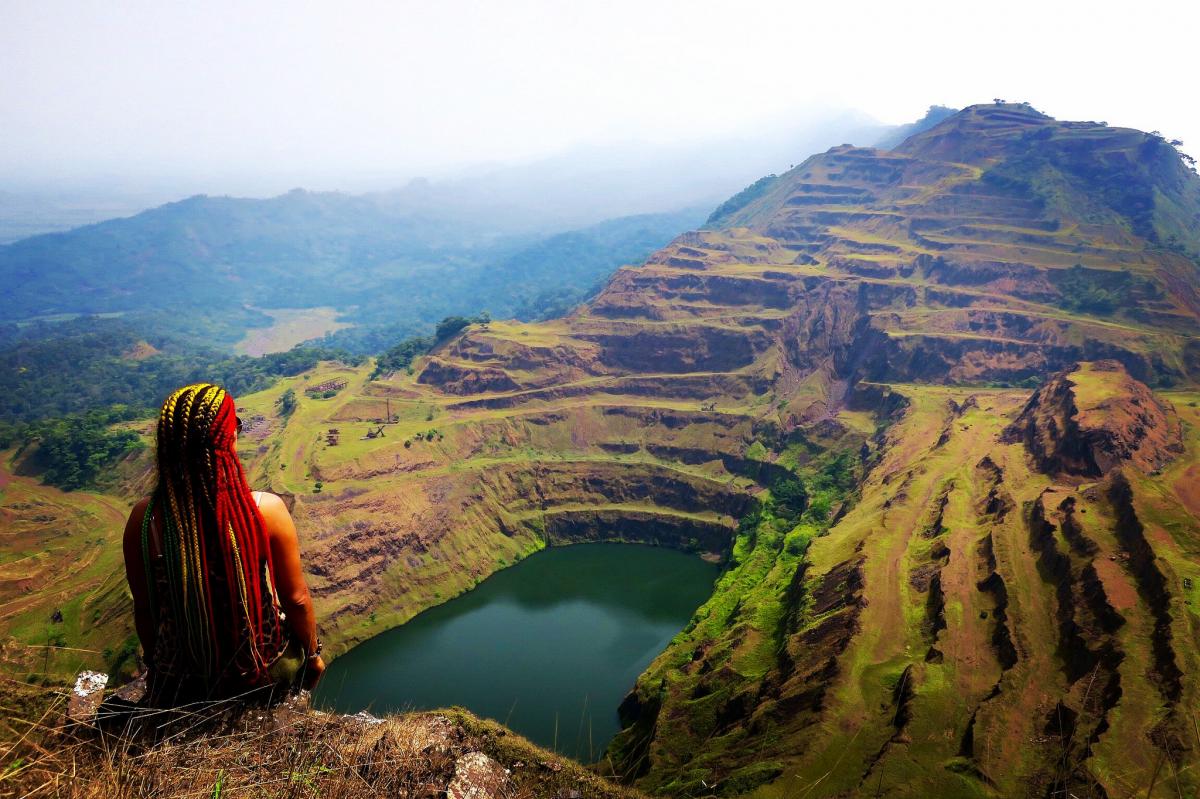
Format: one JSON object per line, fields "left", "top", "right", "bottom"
{"left": 313, "top": 543, "right": 718, "bottom": 759}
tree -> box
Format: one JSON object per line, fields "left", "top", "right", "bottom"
{"left": 276, "top": 388, "right": 297, "bottom": 417}
{"left": 435, "top": 316, "right": 472, "bottom": 342}
{"left": 29, "top": 409, "right": 144, "bottom": 490}
{"left": 771, "top": 473, "right": 808, "bottom": 521}
{"left": 371, "top": 334, "right": 433, "bottom": 378}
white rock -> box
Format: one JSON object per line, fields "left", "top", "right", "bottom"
{"left": 72, "top": 671, "right": 109, "bottom": 697}
{"left": 348, "top": 710, "right": 383, "bottom": 726}
{"left": 447, "top": 751, "right": 510, "bottom": 799}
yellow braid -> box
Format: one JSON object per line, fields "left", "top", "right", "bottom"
{"left": 150, "top": 382, "right": 281, "bottom": 689}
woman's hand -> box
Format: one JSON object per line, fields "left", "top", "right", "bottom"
{"left": 302, "top": 655, "right": 326, "bottom": 690}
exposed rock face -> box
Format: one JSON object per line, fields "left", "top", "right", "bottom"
{"left": 448, "top": 752, "right": 511, "bottom": 799}
{"left": 418, "top": 359, "right": 522, "bottom": 395}
{"left": 1005, "top": 360, "right": 1183, "bottom": 476}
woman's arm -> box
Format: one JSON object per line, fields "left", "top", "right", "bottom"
{"left": 259, "top": 493, "right": 325, "bottom": 687}
{"left": 121, "top": 498, "right": 157, "bottom": 664}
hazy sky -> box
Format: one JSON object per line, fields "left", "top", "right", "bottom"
{"left": 3, "top": 0, "right": 1197, "bottom": 193}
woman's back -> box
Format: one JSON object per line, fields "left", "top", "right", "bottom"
{"left": 132, "top": 492, "right": 286, "bottom": 701}
{"left": 122, "top": 384, "right": 324, "bottom": 705}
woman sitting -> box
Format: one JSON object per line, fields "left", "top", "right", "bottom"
{"left": 122, "top": 383, "right": 325, "bottom": 704}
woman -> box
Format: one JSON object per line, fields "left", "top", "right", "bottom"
{"left": 122, "top": 383, "right": 324, "bottom": 704}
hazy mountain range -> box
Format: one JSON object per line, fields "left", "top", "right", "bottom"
{"left": 0, "top": 106, "right": 953, "bottom": 357}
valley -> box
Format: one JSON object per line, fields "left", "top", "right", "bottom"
{"left": 3, "top": 103, "right": 1200, "bottom": 796}
{"left": 233, "top": 306, "right": 352, "bottom": 356}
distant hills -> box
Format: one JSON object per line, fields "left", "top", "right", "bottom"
{"left": 0, "top": 105, "right": 909, "bottom": 243}
{"left": 0, "top": 106, "right": 950, "bottom": 353}
{"left": 0, "top": 197, "right": 706, "bottom": 351}
{"left": 0, "top": 204, "right": 709, "bottom": 422}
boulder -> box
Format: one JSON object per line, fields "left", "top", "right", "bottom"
{"left": 447, "top": 751, "right": 510, "bottom": 799}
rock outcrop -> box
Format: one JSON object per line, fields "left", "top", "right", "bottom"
{"left": 1005, "top": 360, "right": 1184, "bottom": 476}
{"left": 11, "top": 676, "right": 616, "bottom": 799}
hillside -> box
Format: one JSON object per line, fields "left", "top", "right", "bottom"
{"left": 0, "top": 197, "right": 704, "bottom": 349}
{"left": 4, "top": 103, "right": 1200, "bottom": 797}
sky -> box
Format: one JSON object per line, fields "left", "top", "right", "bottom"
{"left": 2, "top": 0, "right": 1198, "bottom": 195}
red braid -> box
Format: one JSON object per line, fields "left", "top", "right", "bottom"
{"left": 211, "top": 396, "right": 278, "bottom": 680}
{"left": 151, "top": 385, "right": 284, "bottom": 691}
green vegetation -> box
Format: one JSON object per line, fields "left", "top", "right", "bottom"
{"left": 371, "top": 313, "right": 493, "bottom": 378}
{"left": 0, "top": 316, "right": 363, "bottom": 423}
{"left": 705, "top": 175, "right": 779, "bottom": 227}
{"left": 276, "top": 388, "right": 297, "bottom": 418}
{"left": 1052, "top": 263, "right": 1158, "bottom": 315}
{"left": 436, "top": 312, "right": 489, "bottom": 342}
{"left": 768, "top": 472, "right": 807, "bottom": 521}
{"left": 16, "top": 407, "right": 144, "bottom": 489}
{"left": 372, "top": 335, "right": 434, "bottom": 378}
{"left": 802, "top": 448, "right": 858, "bottom": 522}
{"left": 609, "top": 441, "right": 863, "bottom": 794}
{"left": 980, "top": 123, "right": 1195, "bottom": 245}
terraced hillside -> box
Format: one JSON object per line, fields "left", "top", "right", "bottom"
{"left": 4, "top": 103, "right": 1200, "bottom": 796}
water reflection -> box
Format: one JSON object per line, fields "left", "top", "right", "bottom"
{"left": 314, "top": 543, "right": 718, "bottom": 759}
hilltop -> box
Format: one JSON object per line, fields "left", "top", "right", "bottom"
{"left": 4, "top": 103, "right": 1200, "bottom": 797}
{"left": 1005, "top": 359, "right": 1185, "bottom": 475}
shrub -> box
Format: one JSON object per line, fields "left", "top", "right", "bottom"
{"left": 770, "top": 473, "right": 808, "bottom": 520}
{"left": 276, "top": 388, "right": 297, "bottom": 417}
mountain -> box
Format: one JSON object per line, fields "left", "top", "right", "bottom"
{"left": 0, "top": 195, "right": 705, "bottom": 350}
{"left": 0, "top": 108, "right": 934, "bottom": 351}
{"left": 872, "top": 104, "right": 959, "bottom": 150}
{"left": 388, "top": 103, "right": 1200, "bottom": 795}
{"left": 0, "top": 105, "right": 896, "bottom": 242}
{"left": 4, "top": 104, "right": 1200, "bottom": 796}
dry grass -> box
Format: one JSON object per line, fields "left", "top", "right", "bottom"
{"left": 0, "top": 677, "right": 641, "bottom": 799}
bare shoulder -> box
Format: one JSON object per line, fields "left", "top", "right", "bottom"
{"left": 256, "top": 491, "right": 288, "bottom": 514}
{"left": 256, "top": 492, "right": 295, "bottom": 533}
{"left": 128, "top": 496, "right": 151, "bottom": 523}
{"left": 123, "top": 497, "right": 152, "bottom": 543}
{"left": 256, "top": 492, "right": 299, "bottom": 548}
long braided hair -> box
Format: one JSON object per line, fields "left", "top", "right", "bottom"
{"left": 143, "top": 383, "right": 282, "bottom": 688}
